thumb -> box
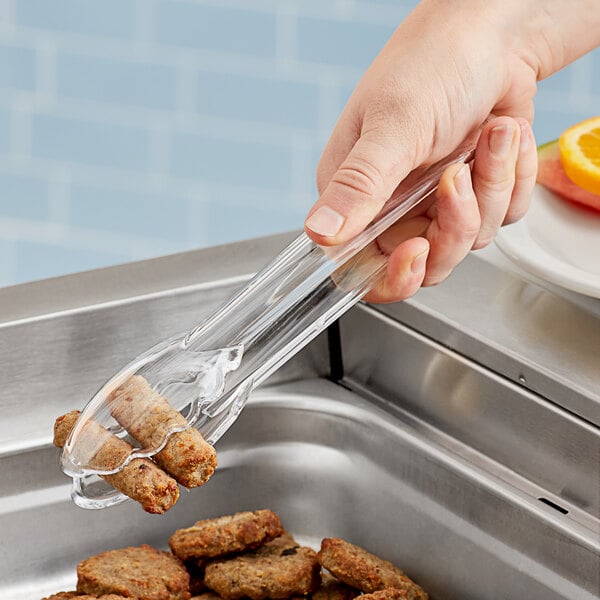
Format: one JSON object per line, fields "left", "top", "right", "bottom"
{"left": 305, "top": 133, "right": 412, "bottom": 246}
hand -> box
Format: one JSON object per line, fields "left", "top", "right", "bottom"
{"left": 304, "top": 0, "right": 600, "bottom": 303}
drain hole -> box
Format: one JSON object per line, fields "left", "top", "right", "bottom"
{"left": 538, "top": 497, "right": 568, "bottom": 515}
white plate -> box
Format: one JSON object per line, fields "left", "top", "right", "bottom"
{"left": 495, "top": 184, "right": 600, "bottom": 298}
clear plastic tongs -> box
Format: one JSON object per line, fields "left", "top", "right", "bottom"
{"left": 61, "top": 144, "right": 473, "bottom": 509}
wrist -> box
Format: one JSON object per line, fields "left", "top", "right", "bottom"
{"left": 484, "top": 0, "right": 600, "bottom": 79}
{"left": 419, "top": 0, "right": 600, "bottom": 79}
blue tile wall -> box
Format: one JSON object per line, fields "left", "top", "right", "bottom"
{"left": 14, "top": 239, "right": 131, "bottom": 283}
{"left": 0, "top": 173, "right": 49, "bottom": 219}
{"left": 31, "top": 114, "right": 150, "bottom": 171}
{"left": 57, "top": 54, "right": 178, "bottom": 110}
{"left": 170, "top": 133, "right": 292, "bottom": 191}
{"left": 197, "top": 71, "right": 320, "bottom": 129}
{"left": 68, "top": 184, "right": 191, "bottom": 242}
{"left": 15, "top": 0, "right": 135, "bottom": 39}
{"left": 534, "top": 56, "right": 599, "bottom": 144}
{"left": 592, "top": 56, "right": 600, "bottom": 96}
{"left": 536, "top": 65, "right": 573, "bottom": 94}
{"left": 297, "top": 17, "right": 395, "bottom": 68}
{"left": 0, "top": 108, "right": 10, "bottom": 154}
{"left": 0, "top": 44, "right": 36, "bottom": 91}
{"left": 533, "top": 109, "right": 587, "bottom": 145}
{"left": 0, "top": 0, "right": 598, "bottom": 286}
{"left": 204, "top": 199, "right": 306, "bottom": 247}
{"left": 155, "top": 2, "right": 277, "bottom": 56}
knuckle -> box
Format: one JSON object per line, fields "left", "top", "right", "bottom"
{"left": 454, "top": 211, "right": 482, "bottom": 241}
{"left": 332, "top": 158, "right": 386, "bottom": 201}
{"left": 460, "top": 221, "right": 482, "bottom": 241}
{"left": 316, "top": 161, "right": 330, "bottom": 195}
{"left": 475, "top": 168, "right": 515, "bottom": 194}
{"left": 515, "top": 162, "right": 538, "bottom": 183}
{"left": 438, "top": 210, "right": 480, "bottom": 244}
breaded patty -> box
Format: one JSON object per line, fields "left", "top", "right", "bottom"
{"left": 204, "top": 533, "right": 320, "bottom": 599}
{"left": 356, "top": 590, "right": 412, "bottom": 600}
{"left": 42, "top": 594, "right": 127, "bottom": 600}
{"left": 77, "top": 544, "right": 190, "bottom": 600}
{"left": 317, "top": 539, "right": 428, "bottom": 600}
{"left": 190, "top": 594, "right": 222, "bottom": 600}
{"left": 313, "top": 572, "right": 360, "bottom": 600}
{"left": 170, "top": 509, "right": 283, "bottom": 560}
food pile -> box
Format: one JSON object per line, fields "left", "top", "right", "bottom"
{"left": 40, "top": 509, "right": 429, "bottom": 600}
{"left": 54, "top": 375, "right": 218, "bottom": 514}
{"left": 537, "top": 115, "right": 600, "bottom": 212}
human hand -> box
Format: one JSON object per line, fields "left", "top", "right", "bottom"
{"left": 304, "top": 0, "right": 600, "bottom": 303}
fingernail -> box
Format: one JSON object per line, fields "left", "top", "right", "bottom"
{"left": 305, "top": 206, "right": 345, "bottom": 237}
{"left": 489, "top": 125, "right": 516, "bottom": 158}
{"left": 453, "top": 163, "right": 471, "bottom": 197}
{"left": 517, "top": 119, "right": 531, "bottom": 152}
{"left": 410, "top": 248, "right": 429, "bottom": 274}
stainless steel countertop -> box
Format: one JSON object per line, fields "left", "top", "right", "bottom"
{"left": 0, "top": 233, "right": 598, "bottom": 600}
{"left": 379, "top": 246, "right": 600, "bottom": 426}
{"left": 1, "top": 231, "right": 598, "bottom": 445}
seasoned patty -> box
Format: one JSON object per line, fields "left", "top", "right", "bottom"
{"left": 313, "top": 572, "right": 360, "bottom": 600}
{"left": 355, "top": 590, "right": 410, "bottom": 600}
{"left": 204, "top": 533, "right": 320, "bottom": 600}
{"left": 317, "top": 539, "right": 428, "bottom": 600}
{"left": 77, "top": 544, "right": 190, "bottom": 600}
{"left": 42, "top": 594, "right": 127, "bottom": 600}
{"left": 170, "top": 509, "right": 283, "bottom": 560}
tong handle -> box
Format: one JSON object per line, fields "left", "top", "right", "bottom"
{"left": 182, "top": 146, "right": 475, "bottom": 434}
{"left": 61, "top": 142, "right": 476, "bottom": 511}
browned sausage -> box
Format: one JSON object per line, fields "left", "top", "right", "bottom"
{"left": 53, "top": 410, "right": 179, "bottom": 514}
{"left": 109, "top": 375, "right": 217, "bottom": 488}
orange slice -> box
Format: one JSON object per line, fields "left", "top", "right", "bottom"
{"left": 559, "top": 116, "right": 600, "bottom": 195}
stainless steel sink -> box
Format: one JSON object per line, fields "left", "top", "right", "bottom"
{"left": 0, "top": 233, "right": 598, "bottom": 600}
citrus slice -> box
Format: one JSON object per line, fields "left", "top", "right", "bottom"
{"left": 559, "top": 116, "right": 600, "bottom": 195}
{"left": 537, "top": 139, "right": 600, "bottom": 212}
